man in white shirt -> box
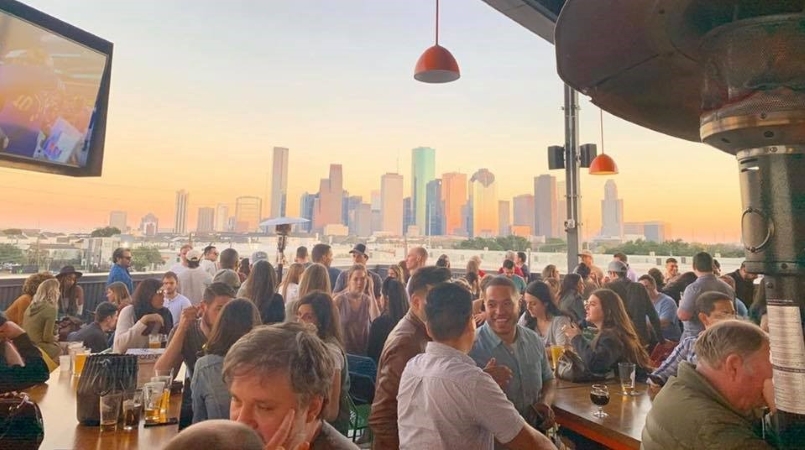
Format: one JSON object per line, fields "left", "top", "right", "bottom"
{"left": 200, "top": 245, "right": 219, "bottom": 277}
{"left": 397, "top": 282, "right": 556, "bottom": 450}
{"left": 162, "top": 271, "right": 192, "bottom": 325}
{"left": 178, "top": 250, "right": 212, "bottom": 306}
{"left": 170, "top": 244, "right": 193, "bottom": 275}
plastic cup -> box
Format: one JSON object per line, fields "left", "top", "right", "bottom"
{"left": 143, "top": 381, "right": 165, "bottom": 424}
{"left": 618, "top": 362, "right": 636, "bottom": 396}
{"left": 59, "top": 355, "right": 70, "bottom": 372}
{"left": 99, "top": 392, "right": 123, "bottom": 432}
{"left": 549, "top": 345, "right": 565, "bottom": 371}
{"left": 73, "top": 351, "right": 89, "bottom": 377}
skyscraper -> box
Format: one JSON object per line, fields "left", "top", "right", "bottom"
{"left": 370, "top": 190, "right": 382, "bottom": 234}
{"left": 215, "top": 204, "right": 229, "bottom": 232}
{"left": 534, "top": 175, "right": 559, "bottom": 238}
{"left": 349, "top": 203, "right": 372, "bottom": 237}
{"left": 109, "top": 211, "right": 127, "bottom": 232}
{"left": 442, "top": 172, "right": 467, "bottom": 236}
{"left": 469, "top": 169, "right": 498, "bottom": 238}
{"left": 644, "top": 221, "right": 668, "bottom": 243}
{"left": 197, "top": 207, "right": 215, "bottom": 233}
{"left": 411, "top": 147, "right": 436, "bottom": 230}
{"left": 381, "top": 173, "right": 404, "bottom": 236}
{"left": 235, "top": 196, "right": 262, "bottom": 233}
{"left": 403, "top": 197, "right": 414, "bottom": 234}
{"left": 426, "top": 179, "right": 443, "bottom": 236}
{"left": 512, "top": 194, "right": 535, "bottom": 235}
{"left": 601, "top": 180, "right": 624, "bottom": 239}
{"left": 175, "top": 190, "right": 189, "bottom": 235}
{"left": 312, "top": 164, "right": 344, "bottom": 232}
{"left": 270, "top": 146, "right": 289, "bottom": 218}
{"left": 557, "top": 181, "right": 568, "bottom": 238}
{"left": 498, "top": 200, "right": 511, "bottom": 236}
{"left": 299, "top": 192, "right": 317, "bottom": 233}
{"left": 140, "top": 213, "right": 158, "bottom": 236}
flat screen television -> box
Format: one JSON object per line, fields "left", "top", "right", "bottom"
{"left": 0, "top": 0, "right": 112, "bottom": 176}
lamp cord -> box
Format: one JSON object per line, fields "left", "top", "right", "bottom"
{"left": 435, "top": 0, "right": 440, "bottom": 45}
{"left": 600, "top": 108, "right": 605, "bottom": 154}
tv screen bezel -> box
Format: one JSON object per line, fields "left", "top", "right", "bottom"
{"left": 0, "top": 0, "right": 113, "bottom": 177}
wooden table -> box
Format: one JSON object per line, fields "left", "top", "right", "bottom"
{"left": 552, "top": 382, "right": 653, "bottom": 450}
{"left": 26, "top": 370, "right": 182, "bottom": 450}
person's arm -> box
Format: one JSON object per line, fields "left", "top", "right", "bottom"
{"left": 333, "top": 272, "right": 347, "bottom": 295}
{"left": 190, "top": 366, "right": 208, "bottom": 424}
{"left": 369, "top": 343, "right": 420, "bottom": 449}
{"left": 3, "top": 340, "right": 24, "bottom": 366}
{"left": 113, "top": 307, "right": 156, "bottom": 353}
{"left": 651, "top": 338, "right": 692, "bottom": 384}
{"left": 677, "top": 286, "right": 696, "bottom": 321}
{"left": 0, "top": 322, "right": 49, "bottom": 392}
{"left": 76, "top": 285, "right": 85, "bottom": 317}
{"left": 571, "top": 331, "right": 623, "bottom": 374}
{"left": 155, "top": 307, "right": 197, "bottom": 377}
{"left": 503, "top": 425, "right": 557, "bottom": 450}
{"left": 644, "top": 292, "right": 665, "bottom": 344}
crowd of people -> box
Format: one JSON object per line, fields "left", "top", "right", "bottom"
{"left": 0, "top": 242, "right": 778, "bottom": 449}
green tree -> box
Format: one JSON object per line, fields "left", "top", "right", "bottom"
{"left": 90, "top": 226, "right": 122, "bottom": 238}
{"left": 130, "top": 246, "right": 163, "bottom": 271}
{"left": 456, "top": 236, "right": 532, "bottom": 251}
{"left": 602, "top": 239, "right": 744, "bottom": 258}
{"left": 0, "top": 243, "right": 24, "bottom": 264}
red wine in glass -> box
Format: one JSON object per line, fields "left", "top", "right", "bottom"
{"left": 590, "top": 384, "right": 610, "bottom": 418}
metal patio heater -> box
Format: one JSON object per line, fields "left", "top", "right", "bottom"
{"left": 259, "top": 217, "right": 309, "bottom": 281}
{"left": 553, "top": 1, "right": 805, "bottom": 445}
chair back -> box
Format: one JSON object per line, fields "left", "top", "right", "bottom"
{"left": 346, "top": 353, "right": 377, "bottom": 381}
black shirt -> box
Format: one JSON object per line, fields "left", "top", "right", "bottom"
{"left": 68, "top": 322, "right": 109, "bottom": 353}
{"left": 0, "top": 333, "right": 49, "bottom": 393}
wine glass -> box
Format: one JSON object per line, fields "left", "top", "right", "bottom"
{"left": 590, "top": 384, "right": 610, "bottom": 418}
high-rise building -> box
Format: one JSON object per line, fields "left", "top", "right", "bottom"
{"left": 469, "top": 169, "right": 498, "bottom": 238}
{"left": 299, "top": 192, "right": 317, "bottom": 233}
{"left": 270, "top": 146, "right": 289, "bottom": 218}
{"left": 215, "top": 204, "right": 229, "bottom": 232}
{"left": 312, "top": 164, "right": 344, "bottom": 232}
{"left": 140, "top": 213, "right": 159, "bottom": 236}
{"left": 512, "top": 194, "right": 535, "bottom": 235}
{"left": 499, "top": 200, "right": 511, "bottom": 236}
{"left": 643, "top": 221, "right": 668, "bottom": 243}
{"left": 109, "top": 211, "right": 127, "bottom": 232}
{"left": 403, "top": 197, "right": 414, "bottom": 234}
{"left": 601, "top": 180, "right": 624, "bottom": 239}
{"left": 381, "top": 173, "right": 404, "bottom": 236}
{"left": 425, "top": 179, "right": 443, "bottom": 236}
{"left": 197, "top": 207, "right": 215, "bottom": 233}
{"left": 174, "top": 190, "right": 189, "bottom": 235}
{"left": 370, "top": 190, "right": 382, "bottom": 234}
{"left": 235, "top": 196, "right": 262, "bottom": 233}
{"left": 534, "top": 175, "right": 559, "bottom": 238}
{"left": 442, "top": 172, "right": 467, "bottom": 236}
{"left": 349, "top": 203, "right": 372, "bottom": 237}
{"left": 344, "top": 195, "right": 362, "bottom": 234}
{"left": 411, "top": 147, "right": 436, "bottom": 230}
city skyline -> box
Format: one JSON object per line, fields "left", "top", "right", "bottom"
{"left": 0, "top": 0, "right": 743, "bottom": 243}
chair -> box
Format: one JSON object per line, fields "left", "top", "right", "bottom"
{"left": 346, "top": 353, "right": 377, "bottom": 381}
{"left": 346, "top": 390, "right": 372, "bottom": 443}
{"left": 348, "top": 372, "right": 375, "bottom": 405}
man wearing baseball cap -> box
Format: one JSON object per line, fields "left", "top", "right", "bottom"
{"left": 177, "top": 249, "right": 213, "bottom": 306}
{"left": 333, "top": 243, "right": 382, "bottom": 298}
{"left": 578, "top": 250, "right": 604, "bottom": 282}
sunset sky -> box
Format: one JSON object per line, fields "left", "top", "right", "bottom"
{"left": 0, "top": 0, "right": 742, "bottom": 242}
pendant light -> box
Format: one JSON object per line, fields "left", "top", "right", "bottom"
{"left": 414, "top": 0, "right": 460, "bottom": 83}
{"left": 589, "top": 108, "right": 619, "bottom": 175}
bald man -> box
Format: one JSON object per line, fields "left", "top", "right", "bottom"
{"left": 163, "top": 420, "right": 264, "bottom": 450}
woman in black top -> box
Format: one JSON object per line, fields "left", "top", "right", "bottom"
{"left": 563, "top": 288, "right": 652, "bottom": 378}
{"left": 0, "top": 314, "right": 49, "bottom": 392}
{"left": 244, "top": 260, "right": 284, "bottom": 324}
{"left": 366, "top": 278, "right": 409, "bottom": 363}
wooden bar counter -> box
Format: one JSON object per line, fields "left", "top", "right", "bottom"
{"left": 25, "top": 370, "right": 181, "bottom": 450}
{"left": 552, "top": 382, "right": 653, "bottom": 450}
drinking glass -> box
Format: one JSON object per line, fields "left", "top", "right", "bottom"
{"left": 58, "top": 355, "right": 70, "bottom": 372}
{"left": 148, "top": 334, "right": 161, "bottom": 349}
{"left": 590, "top": 384, "right": 610, "bottom": 418}
{"left": 549, "top": 345, "right": 565, "bottom": 371}
{"left": 618, "top": 362, "right": 636, "bottom": 396}
{"left": 122, "top": 399, "right": 140, "bottom": 431}
{"left": 142, "top": 381, "right": 165, "bottom": 424}
{"left": 73, "top": 350, "right": 90, "bottom": 378}
{"left": 99, "top": 392, "right": 123, "bottom": 432}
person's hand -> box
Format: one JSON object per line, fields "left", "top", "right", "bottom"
{"left": 473, "top": 311, "right": 487, "bottom": 325}
{"left": 483, "top": 358, "right": 513, "bottom": 389}
{"left": 263, "top": 409, "right": 310, "bottom": 450}
{"left": 179, "top": 306, "right": 199, "bottom": 330}
{"left": 647, "top": 381, "right": 662, "bottom": 400}
{"left": 0, "top": 320, "right": 26, "bottom": 340}
{"left": 140, "top": 313, "right": 164, "bottom": 327}
{"left": 532, "top": 402, "right": 555, "bottom": 429}
{"left": 562, "top": 323, "right": 581, "bottom": 340}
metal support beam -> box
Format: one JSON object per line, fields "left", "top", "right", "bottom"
{"left": 564, "top": 84, "right": 581, "bottom": 273}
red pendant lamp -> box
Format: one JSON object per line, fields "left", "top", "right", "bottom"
{"left": 589, "top": 109, "right": 619, "bottom": 175}
{"left": 414, "top": 0, "right": 460, "bottom": 83}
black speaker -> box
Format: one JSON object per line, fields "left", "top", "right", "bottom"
{"left": 580, "top": 143, "right": 598, "bottom": 168}
{"left": 548, "top": 145, "right": 565, "bottom": 170}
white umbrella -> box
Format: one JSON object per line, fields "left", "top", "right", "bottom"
{"left": 259, "top": 217, "right": 309, "bottom": 228}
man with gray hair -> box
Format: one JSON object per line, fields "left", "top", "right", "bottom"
{"left": 642, "top": 320, "right": 774, "bottom": 449}
{"left": 225, "top": 322, "right": 358, "bottom": 449}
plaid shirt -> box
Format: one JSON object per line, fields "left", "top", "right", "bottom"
{"left": 652, "top": 335, "right": 698, "bottom": 384}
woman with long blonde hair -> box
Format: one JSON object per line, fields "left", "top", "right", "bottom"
{"left": 278, "top": 262, "right": 305, "bottom": 304}
{"left": 22, "top": 278, "right": 61, "bottom": 360}
{"left": 286, "top": 263, "right": 332, "bottom": 319}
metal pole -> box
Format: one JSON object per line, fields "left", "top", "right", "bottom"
{"left": 564, "top": 84, "right": 581, "bottom": 273}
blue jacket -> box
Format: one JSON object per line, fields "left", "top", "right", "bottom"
{"left": 106, "top": 264, "right": 133, "bottom": 293}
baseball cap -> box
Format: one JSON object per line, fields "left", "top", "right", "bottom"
{"left": 186, "top": 250, "right": 201, "bottom": 262}
{"left": 607, "top": 260, "right": 628, "bottom": 273}
{"left": 349, "top": 243, "right": 368, "bottom": 257}
{"left": 213, "top": 269, "right": 242, "bottom": 290}
{"left": 578, "top": 250, "right": 593, "bottom": 257}
{"left": 251, "top": 251, "right": 268, "bottom": 263}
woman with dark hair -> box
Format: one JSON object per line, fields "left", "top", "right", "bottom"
{"left": 241, "top": 260, "right": 284, "bottom": 325}
{"left": 647, "top": 268, "right": 666, "bottom": 291}
{"left": 661, "top": 271, "right": 698, "bottom": 303}
{"left": 295, "top": 291, "right": 350, "bottom": 434}
{"left": 5, "top": 272, "right": 54, "bottom": 326}
{"left": 557, "top": 273, "right": 586, "bottom": 323}
{"left": 237, "top": 258, "right": 250, "bottom": 283}
{"left": 191, "top": 298, "right": 261, "bottom": 423}
{"left": 333, "top": 265, "right": 378, "bottom": 355}
{"left": 113, "top": 278, "right": 173, "bottom": 353}
{"left": 366, "top": 278, "right": 409, "bottom": 363}
{"left": 518, "top": 281, "right": 572, "bottom": 347}
{"left": 436, "top": 254, "right": 451, "bottom": 269}
{"left": 398, "top": 259, "right": 411, "bottom": 284}
{"left": 56, "top": 266, "right": 85, "bottom": 319}
{"left": 563, "top": 288, "right": 652, "bottom": 378}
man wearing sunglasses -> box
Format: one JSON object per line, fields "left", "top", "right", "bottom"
{"left": 106, "top": 247, "right": 133, "bottom": 293}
